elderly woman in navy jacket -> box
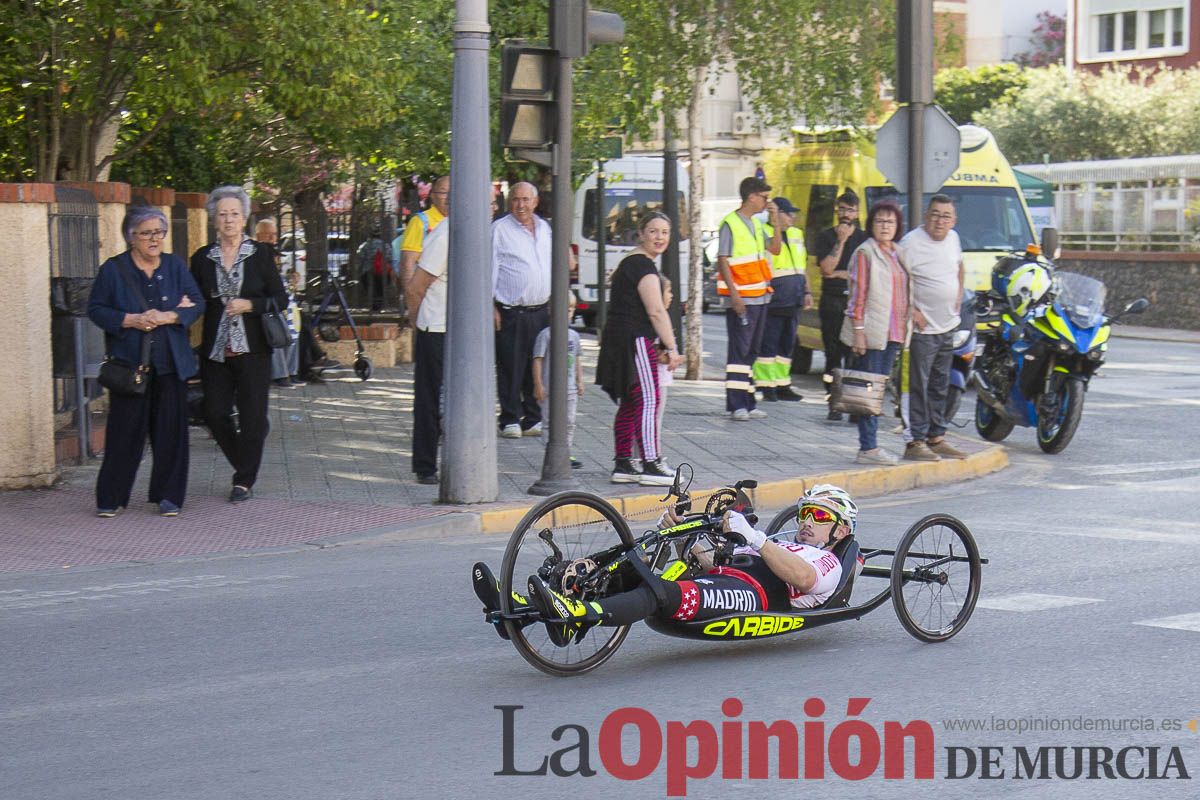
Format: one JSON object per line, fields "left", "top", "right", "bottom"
{"left": 190, "top": 185, "right": 288, "bottom": 503}
{"left": 87, "top": 206, "right": 204, "bottom": 517}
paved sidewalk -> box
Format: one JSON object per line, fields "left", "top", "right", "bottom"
{"left": 1, "top": 336, "right": 1004, "bottom": 573}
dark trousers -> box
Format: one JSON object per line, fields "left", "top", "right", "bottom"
{"left": 412, "top": 329, "right": 445, "bottom": 477}
{"left": 495, "top": 304, "right": 549, "bottom": 429}
{"left": 201, "top": 352, "right": 272, "bottom": 488}
{"left": 296, "top": 312, "right": 325, "bottom": 375}
{"left": 819, "top": 294, "right": 849, "bottom": 379}
{"left": 96, "top": 371, "right": 190, "bottom": 510}
{"left": 908, "top": 330, "right": 955, "bottom": 441}
{"left": 724, "top": 304, "right": 768, "bottom": 412}
{"left": 760, "top": 309, "right": 799, "bottom": 362}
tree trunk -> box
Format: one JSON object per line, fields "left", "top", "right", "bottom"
{"left": 684, "top": 63, "right": 708, "bottom": 381}
{"left": 295, "top": 187, "right": 329, "bottom": 275}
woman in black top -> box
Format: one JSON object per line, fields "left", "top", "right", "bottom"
{"left": 596, "top": 212, "right": 682, "bottom": 486}
{"left": 190, "top": 185, "right": 288, "bottom": 502}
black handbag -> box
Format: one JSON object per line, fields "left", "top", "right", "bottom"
{"left": 261, "top": 296, "right": 291, "bottom": 349}
{"left": 98, "top": 261, "right": 153, "bottom": 396}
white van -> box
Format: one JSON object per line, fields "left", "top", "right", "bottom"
{"left": 572, "top": 157, "right": 690, "bottom": 327}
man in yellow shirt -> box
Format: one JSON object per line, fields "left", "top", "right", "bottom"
{"left": 394, "top": 175, "right": 449, "bottom": 296}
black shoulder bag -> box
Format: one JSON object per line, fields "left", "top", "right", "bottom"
{"left": 97, "top": 262, "right": 153, "bottom": 396}
{"left": 261, "top": 295, "right": 291, "bottom": 349}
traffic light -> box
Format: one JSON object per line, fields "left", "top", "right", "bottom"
{"left": 499, "top": 44, "right": 556, "bottom": 149}
{"left": 550, "top": 0, "right": 625, "bottom": 59}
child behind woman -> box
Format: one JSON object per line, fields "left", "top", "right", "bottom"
{"left": 532, "top": 291, "right": 585, "bottom": 468}
{"left": 655, "top": 275, "right": 675, "bottom": 467}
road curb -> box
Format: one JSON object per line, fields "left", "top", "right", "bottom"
{"left": 473, "top": 443, "right": 1008, "bottom": 535}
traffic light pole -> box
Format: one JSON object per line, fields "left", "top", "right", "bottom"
{"left": 529, "top": 53, "right": 580, "bottom": 495}
{"left": 442, "top": 0, "right": 498, "bottom": 503}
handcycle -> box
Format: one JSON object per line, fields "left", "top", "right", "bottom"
{"left": 479, "top": 465, "right": 985, "bottom": 677}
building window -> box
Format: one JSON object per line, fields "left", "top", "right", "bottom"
{"left": 1089, "top": 4, "right": 1187, "bottom": 60}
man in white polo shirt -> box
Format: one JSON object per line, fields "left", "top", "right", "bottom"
{"left": 406, "top": 214, "right": 451, "bottom": 484}
{"left": 491, "top": 182, "right": 552, "bottom": 439}
{"left": 898, "top": 194, "right": 967, "bottom": 461}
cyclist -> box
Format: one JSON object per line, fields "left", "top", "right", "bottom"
{"left": 522, "top": 484, "right": 861, "bottom": 647}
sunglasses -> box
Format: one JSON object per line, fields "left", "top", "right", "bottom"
{"left": 797, "top": 505, "right": 839, "bottom": 524}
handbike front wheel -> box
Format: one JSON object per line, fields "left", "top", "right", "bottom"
{"left": 890, "top": 514, "right": 981, "bottom": 643}
{"left": 499, "top": 491, "right": 635, "bottom": 677}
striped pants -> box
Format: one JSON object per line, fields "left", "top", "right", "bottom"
{"left": 613, "top": 337, "right": 661, "bottom": 461}
{"left": 753, "top": 310, "right": 798, "bottom": 389}
{"left": 725, "top": 304, "right": 768, "bottom": 412}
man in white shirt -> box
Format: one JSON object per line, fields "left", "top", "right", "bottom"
{"left": 898, "top": 195, "right": 966, "bottom": 461}
{"left": 491, "top": 182, "right": 553, "bottom": 438}
{"left": 406, "top": 216, "right": 451, "bottom": 484}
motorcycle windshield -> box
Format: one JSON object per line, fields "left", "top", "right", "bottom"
{"left": 1055, "top": 272, "right": 1107, "bottom": 328}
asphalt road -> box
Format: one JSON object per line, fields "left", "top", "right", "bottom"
{"left": 1, "top": 334, "right": 1197, "bottom": 799}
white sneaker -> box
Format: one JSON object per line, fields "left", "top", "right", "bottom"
{"left": 856, "top": 448, "right": 899, "bottom": 465}
{"left": 747, "top": 409, "right": 768, "bottom": 419}
{"left": 500, "top": 424, "right": 522, "bottom": 439}
{"left": 523, "top": 422, "right": 544, "bottom": 437}
{"left": 731, "top": 408, "right": 750, "bottom": 421}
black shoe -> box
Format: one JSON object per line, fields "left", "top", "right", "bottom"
{"left": 229, "top": 485, "right": 252, "bottom": 502}
{"left": 473, "top": 562, "right": 512, "bottom": 640}
{"left": 827, "top": 408, "right": 844, "bottom": 421}
{"left": 311, "top": 356, "right": 342, "bottom": 370}
{"left": 416, "top": 473, "right": 438, "bottom": 485}
{"left": 638, "top": 458, "right": 675, "bottom": 486}
{"left": 610, "top": 458, "right": 642, "bottom": 484}
{"left": 570, "top": 457, "right": 583, "bottom": 470}
{"left": 760, "top": 388, "right": 777, "bottom": 402}
{"left": 272, "top": 377, "right": 292, "bottom": 387}
{"left": 303, "top": 372, "right": 327, "bottom": 384}
{"left": 526, "top": 576, "right": 600, "bottom": 647}
{"left": 777, "top": 387, "right": 803, "bottom": 401}
{"left": 289, "top": 375, "right": 308, "bottom": 387}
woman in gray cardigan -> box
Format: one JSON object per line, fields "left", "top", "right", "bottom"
{"left": 839, "top": 200, "right": 911, "bottom": 465}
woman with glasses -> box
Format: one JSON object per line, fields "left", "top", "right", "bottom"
{"left": 190, "top": 185, "right": 288, "bottom": 503}
{"left": 840, "top": 200, "right": 912, "bottom": 466}
{"left": 87, "top": 206, "right": 205, "bottom": 517}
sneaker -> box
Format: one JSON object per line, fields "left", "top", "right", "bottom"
{"left": 526, "top": 575, "right": 601, "bottom": 647}
{"left": 272, "top": 377, "right": 293, "bottom": 387}
{"left": 473, "top": 562, "right": 511, "bottom": 640}
{"left": 747, "top": 408, "right": 768, "bottom": 419}
{"left": 570, "top": 457, "right": 583, "bottom": 470}
{"left": 311, "top": 356, "right": 341, "bottom": 370}
{"left": 158, "top": 500, "right": 180, "bottom": 517}
{"left": 856, "top": 448, "right": 899, "bottom": 466}
{"left": 522, "top": 422, "right": 544, "bottom": 437}
{"left": 827, "top": 408, "right": 844, "bottom": 421}
{"left": 303, "top": 372, "right": 327, "bottom": 384}
{"left": 731, "top": 408, "right": 750, "bottom": 421}
{"left": 611, "top": 458, "right": 642, "bottom": 484}
{"left": 415, "top": 473, "right": 439, "bottom": 485}
{"left": 639, "top": 458, "right": 675, "bottom": 486}
{"left": 760, "top": 388, "right": 777, "bottom": 402}
{"left": 904, "top": 441, "right": 942, "bottom": 462}
{"left": 500, "top": 424, "right": 522, "bottom": 439}
{"left": 288, "top": 375, "right": 308, "bottom": 387}
{"left": 929, "top": 438, "right": 967, "bottom": 459}
{"left": 96, "top": 507, "right": 120, "bottom": 518}
{"left": 776, "top": 387, "right": 803, "bottom": 402}
{"left": 229, "top": 485, "right": 252, "bottom": 502}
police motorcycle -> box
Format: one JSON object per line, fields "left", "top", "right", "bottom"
{"left": 972, "top": 245, "right": 1149, "bottom": 454}
{"left": 943, "top": 289, "right": 978, "bottom": 423}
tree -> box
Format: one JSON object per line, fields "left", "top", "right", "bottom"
{"left": 609, "top": 0, "right": 895, "bottom": 378}
{"left": 934, "top": 63, "right": 1029, "bottom": 125}
{"left": 976, "top": 65, "right": 1200, "bottom": 163}
{"left": 1014, "top": 11, "right": 1065, "bottom": 68}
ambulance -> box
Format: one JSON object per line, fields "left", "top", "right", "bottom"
{"left": 763, "top": 123, "right": 1051, "bottom": 373}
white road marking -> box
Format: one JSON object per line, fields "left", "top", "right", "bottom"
{"left": 0, "top": 575, "right": 296, "bottom": 612}
{"left": 1133, "top": 612, "right": 1200, "bottom": 633}
{"left": 977, "top": 593, "right": 1104, "bottom": 612}
{"left": 1086, "top": 459, "right": 1200, "bottom": 476}
{"left": 1038, "top": 526, "right": 1198, "bottom": 545}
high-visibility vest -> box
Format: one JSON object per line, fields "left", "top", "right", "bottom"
{"left": 716, "top": 211, "right": 773, "bottom": 297}
{"left": 765, "top": 225, "right": 807, "bottom": 277}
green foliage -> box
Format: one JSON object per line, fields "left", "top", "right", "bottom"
{"left": 934, "top": 63, "right": 1029, "bottom": 125}
{"left": 976, "top": 65, "right": 1200, "bottom": 163}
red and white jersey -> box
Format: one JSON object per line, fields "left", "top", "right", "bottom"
{"left": 733, "top": 541, "right": 843, "bottom": 608}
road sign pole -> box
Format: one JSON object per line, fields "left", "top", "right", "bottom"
{"left": 442, "top": 0, "right": 498, "bottom": 503}
{"left": 596, "top": 160, "right": 607, "bottom": 331}
{"left": 663, "top": 135, "right": 682, "bottom": 348}
{"left": 907, "top": 100, "right": 924, "bottom": 231}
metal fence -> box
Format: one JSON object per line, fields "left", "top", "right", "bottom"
{"left": 48, "top": 186, "right": 103, "bottom": 463}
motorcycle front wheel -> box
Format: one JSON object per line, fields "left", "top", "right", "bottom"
{"left": 499, "top": 492, "right": 635, "bottom": 677}
{"left": 1037, "top": 379, "right": 1084, "bottom": 454}
{"left": 974, "top": 398, "right": 1014, "bottom": 442}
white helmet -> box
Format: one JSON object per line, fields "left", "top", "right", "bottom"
{"left": 1006, "top": 263, "right": 1052, "bottom": 317}
{"left": 798, "top": 484, "right": 858, "bottom": 534}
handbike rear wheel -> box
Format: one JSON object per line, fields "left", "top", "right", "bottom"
{"left": 890, "top": 514, "right": 981, "bottom": 642}
{"left": 764, "top": 503, "right": 799, "bottom": 541}
{"left": 499, "top": 491, "right": 635, "bottom": 677}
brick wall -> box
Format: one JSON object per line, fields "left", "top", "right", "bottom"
{"left": 1057, "top": 251, "right": 1200, "bottom": 330}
